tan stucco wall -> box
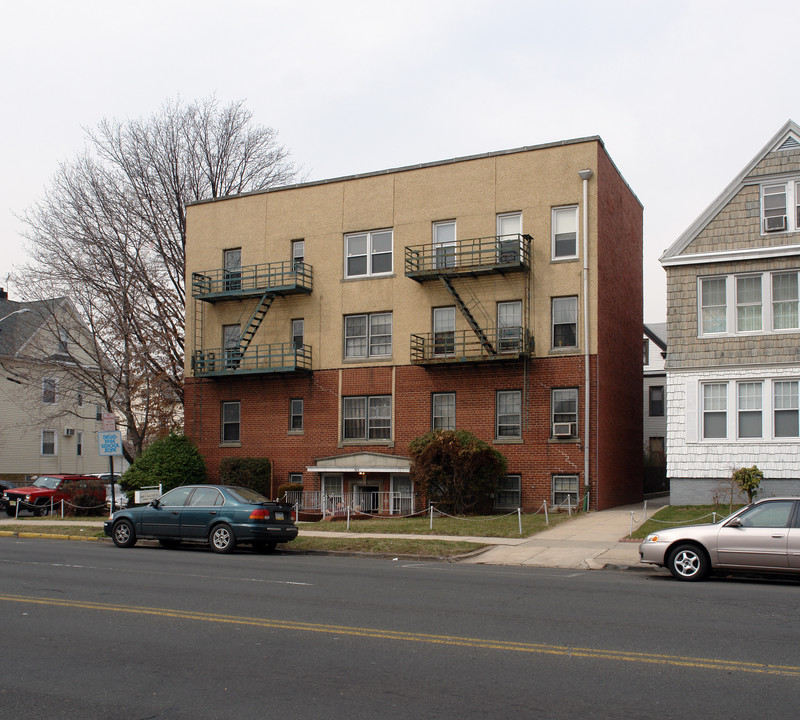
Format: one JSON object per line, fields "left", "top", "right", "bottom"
{"left": 185, "top": 141, "right": 605, "bottom": 375}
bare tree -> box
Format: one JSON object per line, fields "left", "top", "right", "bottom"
{"left": 16, "top": 97, "right": 298, "bottom": 458}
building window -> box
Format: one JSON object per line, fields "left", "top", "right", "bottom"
{"left": 737, "top": 382, "right": 763, "bottom": 438}
{"left": 760, "top": 181, "right": 800, "bottom": 233}
{"left": 345, "top": 229, "right": 393, "bottom": 278}
{"left": 292, "top": 239, "right": 305, "bottom": 267}
{"left": 736, "top": 276, "right": 762, "bottom": 332}
{"left": 95, "top": 404, "right": 103, "bottom": 421}
{"left": 497, "top": 212, "right": 522, "bottom": 262}
{"left": 344, "top": 313, "right": 392, "bottom": 358}
{"left": 552, "top": 206, "right": 578, "bottom": 259}
{"left": 290, "top": 399, "right": 304, "bottom": 431}
{"left": 700, "top": 277, "right": 727, "bottom": 334}
{"left": 433, "top": 221, "right": 456, "bottom": 269}
{"left": 643, "top": 339, "right": 649, "bottom": 366}
{"left": 223, "top": 248, "right": 242, "bottom": 291}
{"left": 343, "top": 396, "right": 391, "bottom": 440}
{"left": 552, "top": 475, "right": 579, "bottom": 507}
{"left": 432, "top": 392, "right": 455, "bottom": 430}
{"left": 702, "top": 383, "right": 727, "bottom": 439}
{"left": 772, "top": 272, "right": 799, "bottom": 330}
{"left": 223, "top": 324, "right": 241, "bottom": 368}
{"left": 41, "top": 430, "right": 56, "bottom": 456}
{"left": 42, "top": 378, "right": 57, "bottom": 405}
{"left": 648, "top": 437, "right": 665, "bottom": 464}
{"left": 433, "top": 307, "right": 456, "bottom": 356}
{"left": 497, "top": 301, "right": 522, "bottom": 352}
{"left": 496, "top": 390, "right": 521, "bottom": 438}
{"left": 76, "top": 431, "right": 83, "bottom": 457}
{"left": 495, "top": 475, "right": 521, "bottom": 509}
{"left": 552, "top": 388, "right": 578, "bottom": 437}
{"left": 292, "top": 319, "right": 304, "bottom": 349}
{"left": 289, "top": 473, "right": 303, "bottom": 485}
{"left": 77, "top": 384, "right": 84, "bottom": 407}
{"left": 774, "top": 381, "right": 799, "bottom": 437}
{"left": 58, "top": 328, "right": 69, "bottom": 354}
{"left": 552, "top": 297, "right": 578, "bottom": 348}
{"left": 649, "top": 386, "right": 664, "bottom": 417}
{"left": 221, "top": 401, "right": 241, "bottom": 444}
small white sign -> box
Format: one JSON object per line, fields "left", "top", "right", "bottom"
{"left": 135, "top": 489, "right": 161, "bottom": 504}
{"left": 98, "top": 431, "right": 123, "bottom": 456}
{"left": 102, "top": 412, "right": 116, "bottom": 432}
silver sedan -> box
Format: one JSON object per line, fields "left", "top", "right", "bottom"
{"left": 639, "top": 497, "right": 800, "bottom": 581}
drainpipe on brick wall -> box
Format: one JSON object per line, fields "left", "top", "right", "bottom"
{"left": 578, "top": 169, "right": 593, "bottom": 496}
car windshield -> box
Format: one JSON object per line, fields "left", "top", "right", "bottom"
{"left": 32, "top": 477, "right": 61, "bottom": 489}
{"left": 227, "top": 487, "right": 270, "bottom": 504}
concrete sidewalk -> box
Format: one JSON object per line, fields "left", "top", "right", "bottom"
{"left": 0, "top": 497, "right": 667, "bottom": 571}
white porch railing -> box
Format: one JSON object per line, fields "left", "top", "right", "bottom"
{"left": 284, "top": 490, "right": 415, "bottom": 517}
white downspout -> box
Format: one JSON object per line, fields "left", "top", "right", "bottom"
{"left": 578, "top": 169, "right": 593, "bottom": 501}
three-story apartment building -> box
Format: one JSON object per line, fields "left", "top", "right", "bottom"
{"left": 184, "top": 136, "right": 643, "bottom": 512}
{"left": 661, "top": 120, "right": 800, "bottom": 503}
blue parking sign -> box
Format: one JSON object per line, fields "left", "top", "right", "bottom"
{"left": 98, "top": 431, "right": 123, "bottom": 456}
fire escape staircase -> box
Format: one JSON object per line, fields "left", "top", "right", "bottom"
{"left": 438, "top": 276, "right": 496, "bottom": 356}
{"left": 238, "top": 291, "right": 275, "bottom": 353}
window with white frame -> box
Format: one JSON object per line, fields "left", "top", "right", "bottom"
{"left": 42, "top": 378, "right": 57, "bottom": 405}
{"left": 289, "top": 473, "right": 303, "bottom": 485}
{"left": 497, "top": 212, "right": 522, "bottom": 263}
{"left": 552, "top": 206, "right": 578, "bottom": 259}
{"left": 772, "top": 272, "right": 799, "bottom": 330}
{"left": 223, "top": 324, "right": 241, "bottom": 368}
{"left": 496, "top": 390, "right": 522, "bottom": 438}
{"left": 224, "top": 248, "right": 242, "bottom": 291}
{"left": 551, "top": 388, "right": 578, "bottom": 437}
{"left": 433, "top": 307, "right": 456, "bottom": 356}
{"left": 221, "top": 401, "right": 241, "bottom": 443}
{"left": 498, "top": 301, "right": 522, "bottom": 352}
{"left": 76, "top": 431, "right": 83, "bottom": 457}
{"left": 41, "top": 429, "right": 56, "bottom": 456}
{"left": 495, "top": 475, "right": 521, "bottom": 509}
{"left": 432, "top": 392, "right": 455, "bottom": 430}
{"left": 58, "top": 327, "right": 69, "bottom": 354}
{"left": 292, "top": 319, "right": 304, "bottom": 349}
{"left": 552, "top": 297, "right": 578, "bottom": 348}
{"left": 737, "top": 382, "right": 763, "bottom": 439}
{"left": 736, "top": 276, "right": 762, "bottom": 332}
{"left": 760, "top": 181, "right": 800, "bottom": 233}
{"left": 345, "top": 229, "right": 393, "bottom": 278}
{"left": 95, "top": 404, "right": 103, "bottom": 421}
{"left": 700, "top": 277, "right": 727, "bottom": 334}
{"left": 343, "top": 396, "right": 391, "bottom": 440}
{"left": 699, "top": 270, "right": 800, "bottom": 336}
{"left": 292, "top": 239, "right": 305, "bottom": 267}
{"left": 702, "top": 383, "right": 728, "bottom": 439}
{"left": 290, "top": 398, "right": 303, "bottom": 431}
{"left": 433, "top": 221, "right": 456, "bottom": 269}
{"left": 774, "top": 381, "right": 800, "bottom": 437}
{"left": 552, "top": 475, "right": 579, "bottom": 507}
{"left": 344, "top": 313, "right": 392, "bottom": 358}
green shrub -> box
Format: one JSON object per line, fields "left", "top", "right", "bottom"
{"left": 219, "top": 457, "right": 271, "bottom": 496}
{"left": 732, "top": 465, "right": 763, "bottom": 503}
{"left": 121, "top": 433, "right": 206, "bottom": 496}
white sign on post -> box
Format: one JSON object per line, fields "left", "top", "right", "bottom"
{"left": 101, "top": 412, "right": 116, "bottom": 432}
{"left": 98, "top": 431, "right": 123, "bottom": 456}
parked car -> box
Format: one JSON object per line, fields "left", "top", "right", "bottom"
{"left": 639, "top": 497, "right": 800, "bottom": 581}
{"left": 3, "top": 475, "right": 106, "bottom": 517}
{"left": 105, "top": 483, "right": 128, "bottom": 510}
{"left": 104, "top": 484, "right": 298, "bottom": 554}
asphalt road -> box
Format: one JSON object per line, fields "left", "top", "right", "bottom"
{"left": 1, "top": 537, "right": 799, "bottom": 719}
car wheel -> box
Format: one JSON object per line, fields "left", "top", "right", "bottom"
{"left": 112, "top": 519, "right": 137, "bottom": 548}
{"left": 209, "top": 524, "right": 236, "bottom": 554}
{"left": 667, "top": 543, "right": 709, "bottom": 581}
{"left": 253, "top": 541, "right": 277, "bottom": 554}
{"left": 158, "top": 538, "right": 181, "bottom": 549}
{"left": 34, "top": 501, "right": 52, "bottom": 517}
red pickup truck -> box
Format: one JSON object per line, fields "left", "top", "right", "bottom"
{"left": 3, "top": 475, "right": 106, "bottom": 516}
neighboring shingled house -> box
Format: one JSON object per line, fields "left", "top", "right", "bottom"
{"left": 660, "top": 120, "right": 800, "bottom": 503}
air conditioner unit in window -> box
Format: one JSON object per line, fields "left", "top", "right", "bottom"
{"left": 765, "top": 215, "right": 787, "bottom": 232}
{"left": 553, "top": 422, "right": 574, "bottom": 438}
{"left": 64, "top": 428, "right": 75, "bottom": 437}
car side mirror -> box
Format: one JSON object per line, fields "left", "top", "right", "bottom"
{"left": 726, "top": 518, "right": 742, "bottom": 528}
{"left": 149, "top": 499, "right": 160, "bottom": 508}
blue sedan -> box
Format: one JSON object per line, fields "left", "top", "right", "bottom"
{"left": 104, "top": 485, "right": 298, "bottom": 554}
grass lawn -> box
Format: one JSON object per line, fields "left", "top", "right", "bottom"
{"left": 631, "top": 504, "right": 744, "bottom": 540}
{"left": 300, "top": 510, "right": 572, "bottom": 538}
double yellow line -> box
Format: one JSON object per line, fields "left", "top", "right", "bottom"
{"left": 2, "top": 593, "right": 798, "bottom": 678}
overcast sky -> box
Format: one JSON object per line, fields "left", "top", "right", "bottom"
{"left": 1, "top": 0, "right": 797, "bottom": 322}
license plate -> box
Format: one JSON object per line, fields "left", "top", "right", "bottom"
{"left": 9, "top": 500, "right": 16, "bottom": 506}
{"left": 274, "top": 511, "right": 285, "bottom": 521}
